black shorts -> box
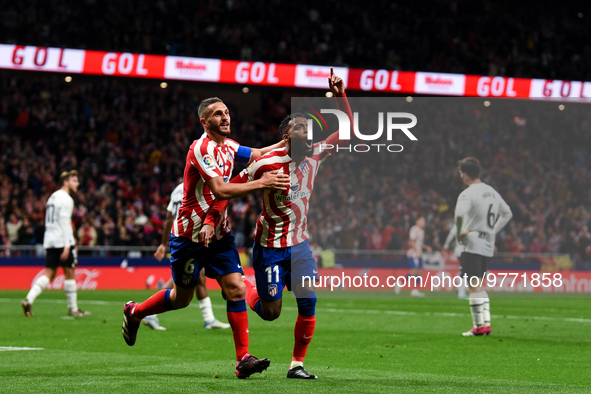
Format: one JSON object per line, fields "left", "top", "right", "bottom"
{"left": 45, "top": 248, "right": 75, "bottom": 269}
{"left": 459, "top": 252, "right": 490, "bottom": 282}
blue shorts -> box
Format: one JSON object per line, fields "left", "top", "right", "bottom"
{"left": 169, "top": 232, "right": 243, "bottom": 289}
{"left": 252, "top": 239, "right": 319, "bottom": 301}
{"left": 407, "top": 256, "right": 423, "bottom": 269}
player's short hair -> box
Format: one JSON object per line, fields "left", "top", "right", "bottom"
{"left": 198, "top": 97, "right": 223, "bottom": 118}
{"left": 458, "top": 157, "right": 480, "bottom": 179}
{"left": 60, "top": 170, "right": 78, "bottom": 183}
{"left": 279, "top": 113, "right": 307, "bottom": 136}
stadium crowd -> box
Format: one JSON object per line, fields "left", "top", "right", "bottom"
{"left": 1, "top": 72, "right": 590, "bottom": 267}
{"left": 0, "top": 0, "right": 590, "bottom": 81}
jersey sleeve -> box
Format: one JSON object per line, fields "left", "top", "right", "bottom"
{"left": 193, "top": 141, "right": 223, "bottom": 182}
{"left": 443, "top": 224, "right": 457, "bottom": 249}
{"left": 493, "top": 195, "right": 513, "bottom": 234}
{"left": 454, "top": 192, "right": 472, "bottom": 219}
{"left": 166, "top": 198, "right": 175, "bottom": 214}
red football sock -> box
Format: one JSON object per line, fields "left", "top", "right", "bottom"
{"left": 292, "top": 314, "right": 316, "bottom": 362}
{"left": 227, "top": 311, "right": 250, "bottom": 360}
{"left": 132, "top": 290, "right": 169, "bottom": 322}
{"left": 244, "top": 278, "right": 260, "bottom": 311}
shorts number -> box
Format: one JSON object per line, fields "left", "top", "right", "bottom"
{"left": 265, "top": 265, "right": 279, "bottom": 283}
{"left": 184, "top": 259, "right": 195, "bottom": 274}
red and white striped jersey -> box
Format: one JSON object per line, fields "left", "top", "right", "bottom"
{"left": 172, "top": 133, "right": 251, "bottom": 243}
{"left": 236, "top": 143, "right": 330, "bottom": 248}
{"left": 406, "top": 225, "right": 425, "bottom": 259}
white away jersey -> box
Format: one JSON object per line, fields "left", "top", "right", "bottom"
{"left": 43, "top": 189, "right": 75, "bottom": 249}
{"left": 454, "top": 182, "right": 512, "bottom": 257}
{"left": 406, "top": 225, "right": 425, "bottom": 259}
{"left": 166, "top": 183, "right": 184, "bottom": 218}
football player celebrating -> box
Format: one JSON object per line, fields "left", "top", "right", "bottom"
{"left": 202, "top": 68, "right": 353, "bottom": 379}
{"left": 121, "top": 97, "right": 290, "bottom": 379}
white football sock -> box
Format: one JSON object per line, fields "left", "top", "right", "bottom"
{"left": 199, "top": 296, "right": 215, "bottom": 323}
{"left": 469, "top": 291, "right": 487, "bottom": 328}
{"left": 482, "top": 291, "right": 491, "bottom": 327}
{"left": 64, "top": 279, "right": 78, "bottom": 312}
{"left": 26, "top": 275, "right": 50, "bottom": 304}
{"left": 290, "top": 361, "right": 304, "bottom": 369}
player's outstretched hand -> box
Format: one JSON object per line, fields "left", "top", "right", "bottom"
{"left": 199, "top": 224, "right": 215, "bottom": 248}
{"left": 328, "top": 67, "right": 345, "bottom": 96}
{"left": 154, "top": 244, "right": 166, "bottom": 261}
{"left": 260, "top": 170, "right": 291, "bottom": 191}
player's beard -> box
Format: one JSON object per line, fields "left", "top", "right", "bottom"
{"left": 210, "top": 122, "right": 231, "bottom": 137}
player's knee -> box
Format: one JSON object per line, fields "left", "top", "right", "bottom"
{"left": 223, "top": 280, "right": 246, "bottom": 302}
{"left": 262, "top": 307, "right": 281, "bottom": 321}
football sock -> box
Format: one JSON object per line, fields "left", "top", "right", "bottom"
{"left": 292, "top": 314, "right": 315, "bottom": 362}
{"left": 198, "top": 296, "right": 216, "bottom": 323}
{"left": 482, "top": 291, "right": 491, "bottom": 327}
{"left": 469, "top": 291, "right": 487, "bottom": 328}
{"left": 227, "top": 300, "right": 249, "bottom": 360}
{"left": 457, "top": 276, "right": 467, "bottom": 298}
{"left": 26, "top": 275, "right": 50, "bottom": 304}
{"left": 290, "top": 361, "right": 304, "bottom": 369}
{"left": 244, "top": 278, "right": 264, "bottom": 319}
{"left": 132, "top": 290, "right": 174, "bottom": 322}
{"left": 64, "top": 279, "right": 78, "bottom": 311}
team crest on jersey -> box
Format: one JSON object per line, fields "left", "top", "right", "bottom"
{"left": 223, "top": 176, "right": 229, "bottom": 183}
{"left": 299, "top": 160, "right": 311, "bottom": 174}
{"left": 268, "top": 284, "right": 278, "bottom": 296}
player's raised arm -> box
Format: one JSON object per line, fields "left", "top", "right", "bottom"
{"left": 324, "top": 67, "right": 354, "bottom": 152}
{"left": 206, "top": 170, "right": 289, "bottom": 201}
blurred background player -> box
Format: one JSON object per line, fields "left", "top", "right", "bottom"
{"left": 455, "top": 157, "right": 512, "bottom": 337}
{"left": 121, "top": 96, "right": 290, "bottom": 379}
{"left": 21, "top": 171, "right": 90, "bottom": 317}
{"left": 149, "top": 181, "right": 230, "bottom": 331}
{"left": 205, "top": 68, "right": 353, "bottom": 379}
{"left": 406, "top": 217, "right": 432, "bottom": 297}
{"left": 443, "top": 223, "right": 468, "bottom": 299}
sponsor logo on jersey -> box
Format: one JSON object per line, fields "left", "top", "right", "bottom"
{"left": 290, "top": 183, "right": 300, "bottom": 192}
{"left": 203, "top": 155, "right": 214, "bottom": 168}
{"left": 275, "top": 190, "right": 310, "bottom": 203}
{"left": 268, "top": 284, "right": 278, "bottom": 296}
{"left": 299, "top": 160, "right": 311, "bottom": 174}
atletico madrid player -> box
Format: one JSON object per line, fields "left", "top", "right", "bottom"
{"left": 203, "top": 68, "right": 353, "bottom": 379}
{"left": 121, "top": 96, "right": 290, "bottom": 379}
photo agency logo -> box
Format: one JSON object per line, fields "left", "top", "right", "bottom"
{"left": 303, "top": 107, "right": 418, "bottom": 153}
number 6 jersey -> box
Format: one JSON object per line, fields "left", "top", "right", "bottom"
{"left": 43, "top": 189, "right": 75, "bottom": 249}
{"left": 454, "top": 182, "right": 512, "bottom": 257}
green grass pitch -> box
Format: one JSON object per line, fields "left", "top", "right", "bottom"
{"left": 0, "top": 290, "right": 589, "bottom": 393}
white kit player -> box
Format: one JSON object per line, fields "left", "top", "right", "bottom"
{"left": 406, "top": 217, "right": 432, "bottom": 297}
{"left": 149, "top": 182, "right": 230, "bottom": 330}
{"left": 21, "top": 170, "right": 91, "bottom": 317}
{"left": 455, "top": 157, "right": 512, "bottom": 336}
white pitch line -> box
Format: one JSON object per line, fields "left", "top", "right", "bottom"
{"left": 0, "top": 347, "right": 43, "bottom": 351}
{"left": 1, "top": 297, "right": 589, "bottom": 323}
